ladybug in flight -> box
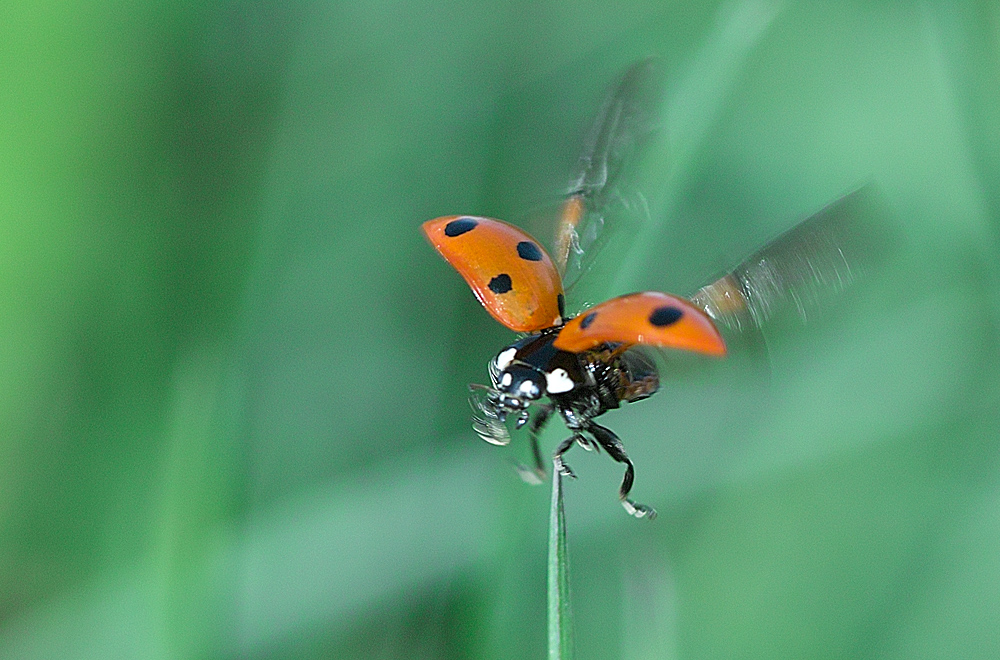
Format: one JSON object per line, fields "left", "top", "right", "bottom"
{"left": 423, "top": 60, "right": 892, "bottom": 518}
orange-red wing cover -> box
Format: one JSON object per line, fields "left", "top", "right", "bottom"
{"left": 422, "top": 216, "right": 565, "bottom": 332}
{"left": 554, "top": 291, "right": 726, "bottom": 356}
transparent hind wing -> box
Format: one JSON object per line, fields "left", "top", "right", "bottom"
{"left": 690, "top": 185, "right": 898, "bottom": 334}
{"left": 618, "top": 347, "right": 660, "bottom": 403}
{"left": 556, "top": 58, "right": 666, "bottom": 294}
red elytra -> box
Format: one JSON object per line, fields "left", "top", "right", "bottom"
{"left": 423, "top": 215, "right": 725, "bottom": 356}
{"left": 422, "top": 215, "right": 564, "bottom": 333}
{"left": 554, "top": 292, "right": 726, "bottom": 356}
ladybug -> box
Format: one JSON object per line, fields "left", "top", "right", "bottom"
{"left": 423, "top": 215, "right": 728, "bottom": 518}
{"left": 422, "top": 61, "right": 891, "bottom": 519}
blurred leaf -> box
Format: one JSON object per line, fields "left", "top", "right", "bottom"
{"left": 3, "top": 1, "right": 1000, "bottom": 659}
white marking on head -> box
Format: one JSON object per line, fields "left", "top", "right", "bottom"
{"left": 516, "top": 378, "right": 540, "bottom": 398}
{"left": 545, "top": 368, "right": 574, "bottom": 394}
{"left": 495, "top": 347, "right": 517, "bottom": 371}
{"left": 501, "top": 372, "right": 512, "bottom": 387}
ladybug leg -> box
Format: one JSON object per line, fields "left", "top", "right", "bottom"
{"left": 515, "top": 404, "right": 554, "bottom": 484}
{"left": 587, "top": 422, "right": 656, "bottom": 519}
{"left": 552, "top": 434, "right": 581, "bottom": 480}
{"left": 528, "top": 404, "right": 554, "bottom": 480}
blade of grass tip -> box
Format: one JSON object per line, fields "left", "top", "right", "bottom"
{"left": 547, "top": 464, "right": 573, "bottom": 659}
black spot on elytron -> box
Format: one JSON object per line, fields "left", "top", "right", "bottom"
{"left": 580, "top": 311, "right": 597, "bottom": 329}
{"left": 649, "top": 306, "right": 683, "bottom": 327}
{"left": 557, "top": 293, "right": 565, "bottom": 318}
{"left": 444, "top": 217, "right": 478, "bottom": 237}
{"left": 516, "top": 241, "right": 543, "bottom": 261}
{"left": 488, "top": 273, "right": 513, "bottom": 294}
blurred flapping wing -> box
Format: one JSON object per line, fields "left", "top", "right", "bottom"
{"left": 690, "top": 186, "right": 898, "bottom": 334}
{"left": 556, "top": 58, "right": 666, "bottom": 292}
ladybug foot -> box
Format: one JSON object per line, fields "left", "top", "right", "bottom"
{"left": 621, "top": 498, "right": 656, "bottom": 520}
{"left": 553, "top": 457, "right": 577, "bottom": 480}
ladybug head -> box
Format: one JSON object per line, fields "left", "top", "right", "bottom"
{"left": 469, "top": 335, "right": 583, "bottom": 446}
{"left": 497, "top": 364, "right": 544, "bottom": 402}
{"left": 467, "top": 365, "right": 545, "bottom": 447}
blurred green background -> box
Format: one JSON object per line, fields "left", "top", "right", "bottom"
{"left": 2, "top": 1, "right": 1000, "bottom": 658}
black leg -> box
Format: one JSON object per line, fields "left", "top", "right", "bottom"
{"left": 513, "top": 404, "right": 554, "bottom": 484}
{"left": 587, "top": 422, "right": 656, "bottom": 519}
{"left": 552, "top": 434, "right": 581, "bottom": 479}
{"left": 528, "top": 404, "right": 555, "bottom": 479}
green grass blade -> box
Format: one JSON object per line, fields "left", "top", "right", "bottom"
{"left": 547, "top": 464, "right": 573, "bottom": 659}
